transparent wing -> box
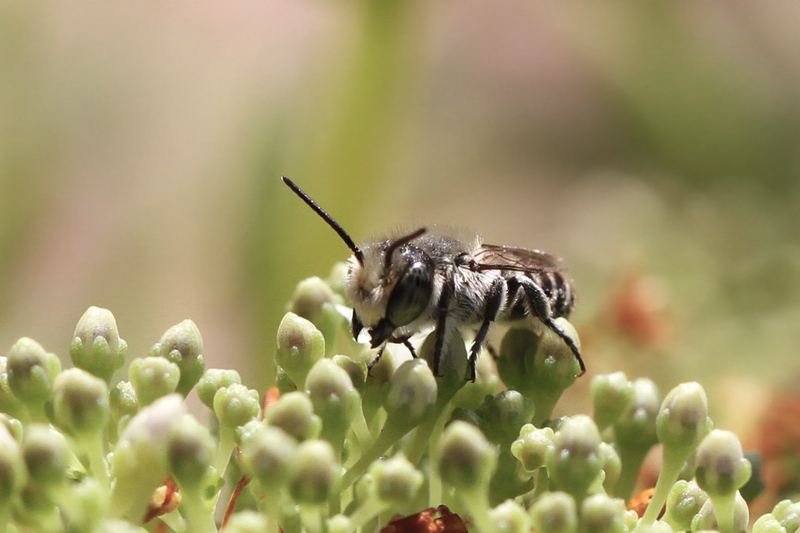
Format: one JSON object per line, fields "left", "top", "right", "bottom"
{"left": 472, "top": 244, "right": 565, "bottom": 273}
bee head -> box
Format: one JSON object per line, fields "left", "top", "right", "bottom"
{"left": 345, "top": 228, "right": 434, "bottom": 347}
{"left": 281, "top": 177, "right": 433, "bottom": 347}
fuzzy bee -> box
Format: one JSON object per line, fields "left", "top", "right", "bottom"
{"left": 282, "top": 176, "right": 585, "bottom": 381}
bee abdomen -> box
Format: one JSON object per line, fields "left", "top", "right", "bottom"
{"left": 527, "top": 271, "right": 575, "bottom": 319}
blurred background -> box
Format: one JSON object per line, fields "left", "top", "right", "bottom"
{"left": 2, "top": 1, "right": 800, "bottom": 439}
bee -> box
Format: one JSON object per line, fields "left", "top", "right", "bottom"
{"left": 282, "top": 176, "right": 585, "bottom": 381}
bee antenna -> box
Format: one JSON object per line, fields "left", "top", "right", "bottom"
{"left": 282, "top": 176, "right": 364, "bottom": 266}
{"left": 384, "top": 227, "right": 427, "bottom": 270}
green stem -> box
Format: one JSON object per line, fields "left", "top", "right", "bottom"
{"left": 709, "top": 493, "right": 737, "bottom": 533}
{"left": 636, "top": 446, "right": 687, "bottom": 531}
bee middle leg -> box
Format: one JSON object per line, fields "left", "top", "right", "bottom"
{"left": 468, "top": 277, "right": 505, "bottom": 382}
{"left": 517, "top": 275, "right": 586, "bottom": 376}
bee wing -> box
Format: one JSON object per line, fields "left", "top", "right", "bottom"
{"left": 473, "top": 243, "right": 566, "bottom": 273}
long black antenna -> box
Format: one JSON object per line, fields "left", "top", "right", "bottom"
{"left": 282, "top": 176, "right": 364, "bottom": 265}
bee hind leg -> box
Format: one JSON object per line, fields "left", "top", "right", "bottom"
{"left": 518, "top": 275, "right": 586, "bottom": 376}
{"left": 468, "top": 277, "right": 505, "bottom": 382}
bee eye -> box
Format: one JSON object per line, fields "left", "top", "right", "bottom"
{"left": 386, "top": 262, "right": 432, "bottom": 327}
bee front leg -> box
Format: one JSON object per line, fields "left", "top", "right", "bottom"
{"left": 432, "top": 272, "right": 454, "bottom": 377}
{"left": 518, "top": 275, "right": 586, "bottom": 376}
{"left": 468, "top": 277, "right": 505, "bottom": 382}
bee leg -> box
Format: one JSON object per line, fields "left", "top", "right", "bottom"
{"left": 518, "top": 276, "right": 586, "bottom": 376}
{"left": 432, "top": 273, "right": 454, "bottom": 377}
{"left": 367, "top": 345, "right": 387, "bottom": 372}
{"left": 468, "top": 277, "right": 505, "bottom": 382}
{"left": 400, "top": 337, "right": 417, "bottom": 358}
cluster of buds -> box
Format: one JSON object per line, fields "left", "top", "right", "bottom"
{"left": 0, "top": 266, "right": 784, "bottom": 533}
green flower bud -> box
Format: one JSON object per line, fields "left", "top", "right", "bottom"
{"left": 439, "top": 420, "right": 497, "bottom": 492}
{"left": 305, "top": 357, "right": 361, "bottom": 455}
{"left": 110, "top": 394, "right": 186, "bottom": 519}
{"left": 264, "top": 391, "right": 321, "bottom": 441}
{"left": 613, "top": 377, "right": 659, "bottom": 499}
{"left": 614, "top": 377, "right": 660, "bottom": 449}
{"left": 109, "top": 380, "right": 138, "bottom": 443}
{"left": 61, "top": 477, "right": 108, "bottom": 533}
{"left": 657, "top": 382, "right": 713, "bottom": 453}
{"left": 490, "top": 499, "right": 531, "bottom": 533}
{"left": 149, "top": 319, "right": 205, "bottom": 396}
{"left": 663, "top": 480, "right": 709, "bottom": 531}
{"left": 690, "top": 491, "right": 749, "bottom": 533}
{"left": 52, "top": 368, "right": 110, "bottom": 437}
{"left": 225, "top": 510, "right": 269, "bottom": 533}
{"left": 70, "top": 306, "right": 127, "bottom": 383}
{"left": 0, "top": 424, "right": 26, "bottom": 504}
{"left": 529, "top": 491, "right": 578, "bottom": 533}
{"left": 0, "top": 357, "right": 25, "bottom": 419}
{"left": 368, "top": 453, "right": 424, "bottom": 506}
{"left": 511, "top": 424, "right": 554, "bottom": 472}
{"left": 476, "top": 390, "right": 536, "bottom": 448}
{"left": 196, "top": 368, "right": 241, "bottom": 410}
{"left": 0, "top": 412, "right": 24, "bottom": 443}
{"left": 239, "top": 424, "right": 297, "bottom": 493}
{"left": 419, "top": 327, "right": 468, "bottom": 398}
{"left": 695, "top": 430, "right": 751, "bottom": 497}
{"left": 22, "top": 424, "right": 69, "bottom": 490}
{"left": 598, "top": 442, "right": 621, "bottom": 492}
{"left": 167, "top": 414, "right": 216, "bottom": 487}
{"left": 383, "top": 358, "right": 437, "bottom": 425}
{"left": 752, "top": 514, "right": 786, "bottom": 533}
{"left": 129, "top": 356, "right": 180, "bottom": 406}
{"left": 289, "top": 439, "right": 341, "bottom": 504}
{"left": 773, "top": 499, "right": 800, "bottom": 532}
{"left": 6, "top": 337, "right": 61, "bottom": 418}
{"left": 547, "top": 414, "right": 603, "bottom": 502}
{"left": 213, "top": 383, "right": 260, "bottom": 431}
{"left": 496, "top": 321, "right": 581, "bottom": 424}
{"left": 331, "top": 355, "right": 367, "bottom": 395}
{"left": 326, "top": 262, "right": 349, "bottom": 297}
{"left": 579, "top": 493, "right": 627, "bottom": 533}
{"left": 275, "top": 312, "right": 325, "bottom": 387}
{"left": 590, "top": 372, "right": 635, "bottom": 431}
{"left": 289, "top": 276, "right": 340, "bottom": 321}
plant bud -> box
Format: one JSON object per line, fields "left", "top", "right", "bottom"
{"left": 579, "top": 493, "right": 627, "bottom": 533}
{"left": 368, "top": 453, "right": 424, "bottom": 506}
{"left": 490, "top": 499, "right": 531, "bottom": 533}
{"left": 225, "top": 510, "right": 269, "bottom": 533}
{"left": 70, "top": 306, "right": 127, "bottom": 383}
{"left": 213, "top": 383, "right": 261, "bottom": 432}
{"left": 529, "top": 491, "right": 578, "bottom": 533}
{"left": 657, "top": 382, "right": 713, "bottom": 453}
{"left": 239, "top": 424, "right": 297, "bottom": 493}
{"left": 6, "top": 337, "right": 61, "bottom": 414}
{"left": 52, "top": 368, "right": 110, "bottom": 438}
{"left": 690, "top": 491, "right": 749, "bottom": 533}
{"left": 772, "top": 499, "right": 800, "bottom": 532}
{"left": 547, "top": 415, "right": 603, "bottom": 501}
{"left": 0, "top": 357, "right": 26, "bottom": 419}
{"left": 196, "top": 369, "right": 241, "bottom": 410}
{"left": 511, "top": 424, "right": 554, "bottom": 472}
{"left": 275, "top": 312, "right": 325, "bottom": 387}
{"left": 289, "top": 439, "right": 341, "bottom": 504}
{"left": 383, "top": 358, "right": 437, "bottom": 425}
{"left": 129, "top": 356, "right": 180, "bottom": 406}
{"left": 167, "top": 414, "right": 216, "bottom": 487}
{"left": 477, "top": 390, "right": 535, "bottom": 448}
{"left": 590, "top": 372, "right": 635, "bottom": 431}
{"left": 663, "top": 479, "right": 709, "bottom": 531}
{"left": 264, "top": 390, "right": 321, "bottom": 441}
{"left": 439, "top": 420, "right": 497, "bottom": 492}
{"left": 22, "top": 424, "right": 69, "bottom": 490}
{"left": 149, "top": 319, "right": 205, "bottom": 397}
{"left": 695, "top": 430, "right": 751, "bottom": 497}
{"left": 0, "top": 423, "right": 26, "bottom": 503}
